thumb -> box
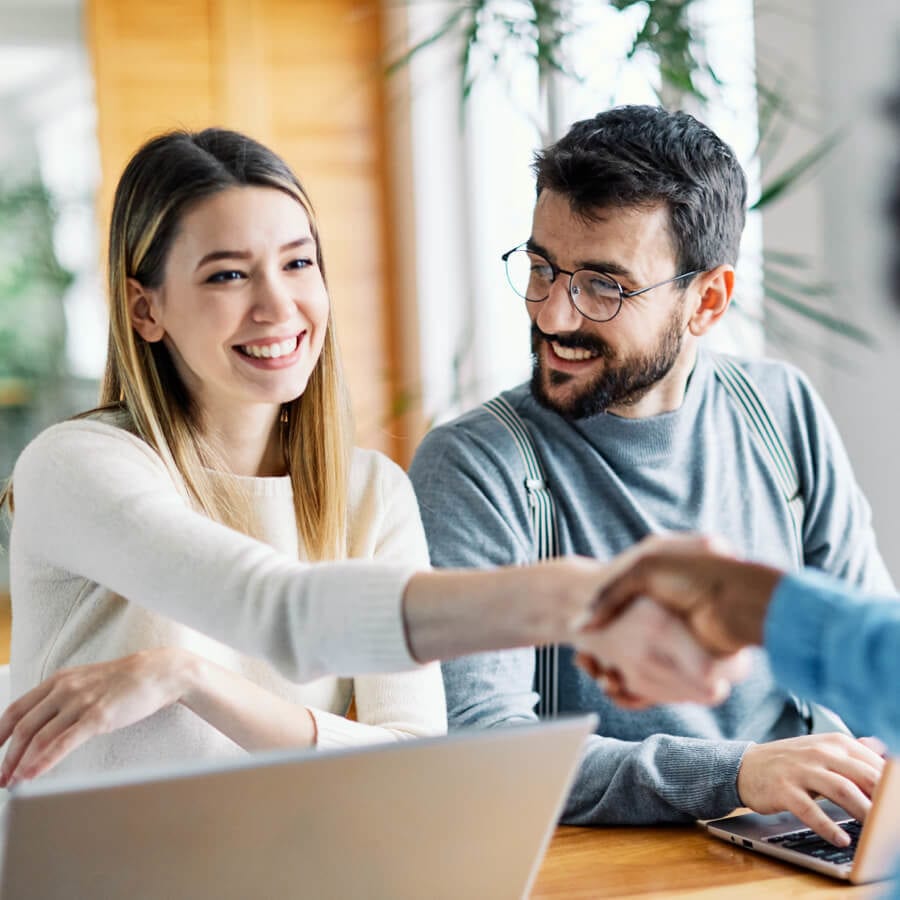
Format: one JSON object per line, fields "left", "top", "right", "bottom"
{"left": 691, "top": 603, "right": 746, "bottom": 656}
{"left": 596, "top": 555, "right": 696, "bottom": 628}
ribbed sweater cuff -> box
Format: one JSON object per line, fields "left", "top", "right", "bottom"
{"left": 675, "top": 739, "right": 748, "bottom": 817}
{"left": 302, "top": 563, "right": 418, "bottom": 676}
{"left": 310, "top": 708, "right": 394, "bottom": 750}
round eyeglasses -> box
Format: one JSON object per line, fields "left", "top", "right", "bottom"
{"left": 501, "top": 243, "right": 700, "bottom": 323}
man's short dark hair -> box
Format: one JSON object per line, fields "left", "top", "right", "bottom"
{"left": 533, "top": 105, "right": 747, "bottom": 276}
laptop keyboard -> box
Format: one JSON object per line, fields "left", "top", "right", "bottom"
{"left": 765, "top": 820, "right": 861, "bottom": 866}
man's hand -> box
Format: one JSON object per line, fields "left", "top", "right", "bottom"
{"left": 595, "top": 534, "right": 782, "bottom": 655}
{"left": 737, "top": 734, "right": 885, "bottom": 846}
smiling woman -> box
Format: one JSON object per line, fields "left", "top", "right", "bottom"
{"left": 125, "top": 186, "right": 330, "bottom": 478}
{"left": 0, "top": 128, "right": 447, "bottom": 781}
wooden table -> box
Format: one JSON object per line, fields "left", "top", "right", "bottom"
{"left": 532, "top": 825, "right": 891, "bottom": 898}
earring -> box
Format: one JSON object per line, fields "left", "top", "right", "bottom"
{"left": 280, "top": 406, "right": 289, "bottom": 426}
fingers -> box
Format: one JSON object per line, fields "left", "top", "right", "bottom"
{"left": 635, "top": 652, "right": 730, "bottom": 706}
{"left": 0, "top": 679, "right": 56, "bottom": 750}
{"left": 0, "top": 693, "right": 67, "bottom": 786}
{"left": 807, "top": 768, "right": 873, "bottom": 823}
{"left": 576, "top": 598, "right": 733, "bottom": 706}
{"left": 647, "top": 611, "right": 718, "bottom": 685}
{"left": 4, "top": 709, "right": 75, "bottom": 786}
{"left": 597, "top": 533, "right": 717, "bottom": 587}
{"left": 9, "top": 720, "right": 95, "bottom": 785}
{"left": 573, "top": 652, "right": 604, "bottom": 681}
{"left": 573, "top": 654, "right": 654, "bottom": 708}
{"left": 592, "top": 557, "right": 690, "bottom": 634}
{"left": 834, "top": 738, "right": 885, "bottom": 793}
{"left": 711, "top": 648, "right": 753, "bottom": 690}
{"left": 0, "top": 651, "right": 186, "bottom": 787}
{"left": 858, "top": 736, "right": 888, "bottom": 759}
{"left": 782, "top": 789, "right": 855, "bottom": 847}
{"left": 588, "top": 536, "right": 713, "bottom": 630}
{"left": 633, "top": 599, "right": 731, "bottom": 702}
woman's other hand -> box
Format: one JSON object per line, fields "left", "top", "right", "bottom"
{"left": 0, "top": 649, "right": 188, "bottom": 786}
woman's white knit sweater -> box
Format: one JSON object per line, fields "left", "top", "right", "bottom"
{"left": 9, "top": 417, "right": 446, "bottom": 778}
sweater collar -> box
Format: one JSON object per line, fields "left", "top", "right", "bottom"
{"left": 525, "top": 348, "right": 712, "bottom": 469}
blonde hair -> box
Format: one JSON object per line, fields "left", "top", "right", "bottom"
{"left": 6, "top": 129, "right": 351, "bottom": 560}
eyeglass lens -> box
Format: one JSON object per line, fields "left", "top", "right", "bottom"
{"left": 504, "top": 249, "right": 622, "bottom": 322}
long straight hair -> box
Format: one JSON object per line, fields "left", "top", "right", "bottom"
{"left": 6, "top": 129, "right": 351, "bottom": 560}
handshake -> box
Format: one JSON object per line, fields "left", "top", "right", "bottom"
{"left": 570, "top": 534, "right": 783, "bottom": 709}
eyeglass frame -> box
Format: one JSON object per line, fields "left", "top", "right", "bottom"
{"left": 501, "top": 242, "right": 701, "bottom": 323}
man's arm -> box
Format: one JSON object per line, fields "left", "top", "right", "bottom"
{"left": 441, "top": 637, "right": 750, "bottom": 823}
{"left": 763, "top": 362, "right": 894, "bottom": 592}
{"left": 410, "top": 421, "right": 748, "bottom": 824}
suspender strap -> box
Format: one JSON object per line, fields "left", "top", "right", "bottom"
{"left": 710, "top": 355, "right": 831, "bottom": 730}
{"left": 711, "top": 355, "right": 805, "bottom": 562}
{"left": 482, "top": 396, "right": 560, "bottom": 718}
{"left": 483, "top": 358, "right": 808, "bottom": 722}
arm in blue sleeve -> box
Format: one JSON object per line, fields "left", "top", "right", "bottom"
{"left": 766, "top": 570, "right": 900, "bottom": 749}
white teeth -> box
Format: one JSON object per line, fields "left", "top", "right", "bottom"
{"left": 552, "top": 342, "right": 598, "bottom": 362}
{"left": 240, "top": 337, "right": 298, "bottom": 359}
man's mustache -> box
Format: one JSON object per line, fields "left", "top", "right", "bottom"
{"left": 531, "top": 323, "right": 614, "bottom": 359}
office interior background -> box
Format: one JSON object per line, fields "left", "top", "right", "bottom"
{"left": 1, "top": 0, "right": 899, "bottom": 601}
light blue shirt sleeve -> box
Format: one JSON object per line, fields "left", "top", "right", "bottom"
{"left": 764, "top": 569, "right": 900, "bottom": 748}
{"left": 765, "top": 570, "right": 900, "bottom": 897}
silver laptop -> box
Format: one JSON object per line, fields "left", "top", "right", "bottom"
{"left": 0, "top": 715, "right": 595, "bottom": 900}
{"left": 705, "top": 757, "right": 900, "bottom": 883}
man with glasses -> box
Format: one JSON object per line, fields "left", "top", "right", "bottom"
{"left": 408, "top": 105, "right": 893, "bottom": 837}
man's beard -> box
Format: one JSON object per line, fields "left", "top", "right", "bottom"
{"left": 530, "top": 304, "right": 686, "bottom": 421}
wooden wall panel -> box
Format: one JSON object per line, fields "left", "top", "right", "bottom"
{"left": 86, "top": 0, "right": 215, "bottom": 237}
{"left": 259, "top": 1, "right": 393, "bottom": 452}
{"left": 85, "top": 0, "right": 416, "bottom": 460}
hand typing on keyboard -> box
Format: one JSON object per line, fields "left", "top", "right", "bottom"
{"left": 768, "top": 820, "right": 862, "bottom": 864}
{"left": 737, "top": 735, "right": 884, "bottom": 847}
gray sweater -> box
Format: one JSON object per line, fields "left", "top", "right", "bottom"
{"left": 408, "top": 349, "right": 893, "bottom": 825}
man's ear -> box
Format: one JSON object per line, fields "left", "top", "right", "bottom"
{"left": 126, "top": 278, "right": 165, "bottom": 342}
{"left": 687, "top": 265, "right": 734, "bottom": 336}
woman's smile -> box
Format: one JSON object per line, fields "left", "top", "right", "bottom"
{"left": 234, "top": 332, "right": 304, "bottom": 368}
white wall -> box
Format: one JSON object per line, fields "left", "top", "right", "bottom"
{"left": 754, "top": 1, "right": 900, "bottom": 579}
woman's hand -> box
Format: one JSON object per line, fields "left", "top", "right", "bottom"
{"left": 0, "top": 649, "right": 188, "bottom": 786}
{"left": 0, "top": 649, "right": 322, "bottom": 786}
{"left": 573, "top": 596, "right": 751, "bottom": 708}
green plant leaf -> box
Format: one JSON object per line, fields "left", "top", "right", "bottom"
{"left": 384, "top": 6, "right": 471, "bottom": 79}
{"left": 759, "top": 248, "right": 814, "bottom": 268}
{"left": 762, "top": 283, "right": 875, "bottom": 346}
{"left": 0, "top": 179, "right": 73, "bottom": 379}
{"left": 752, "top": 132, "right": 842, "bottom": 210}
